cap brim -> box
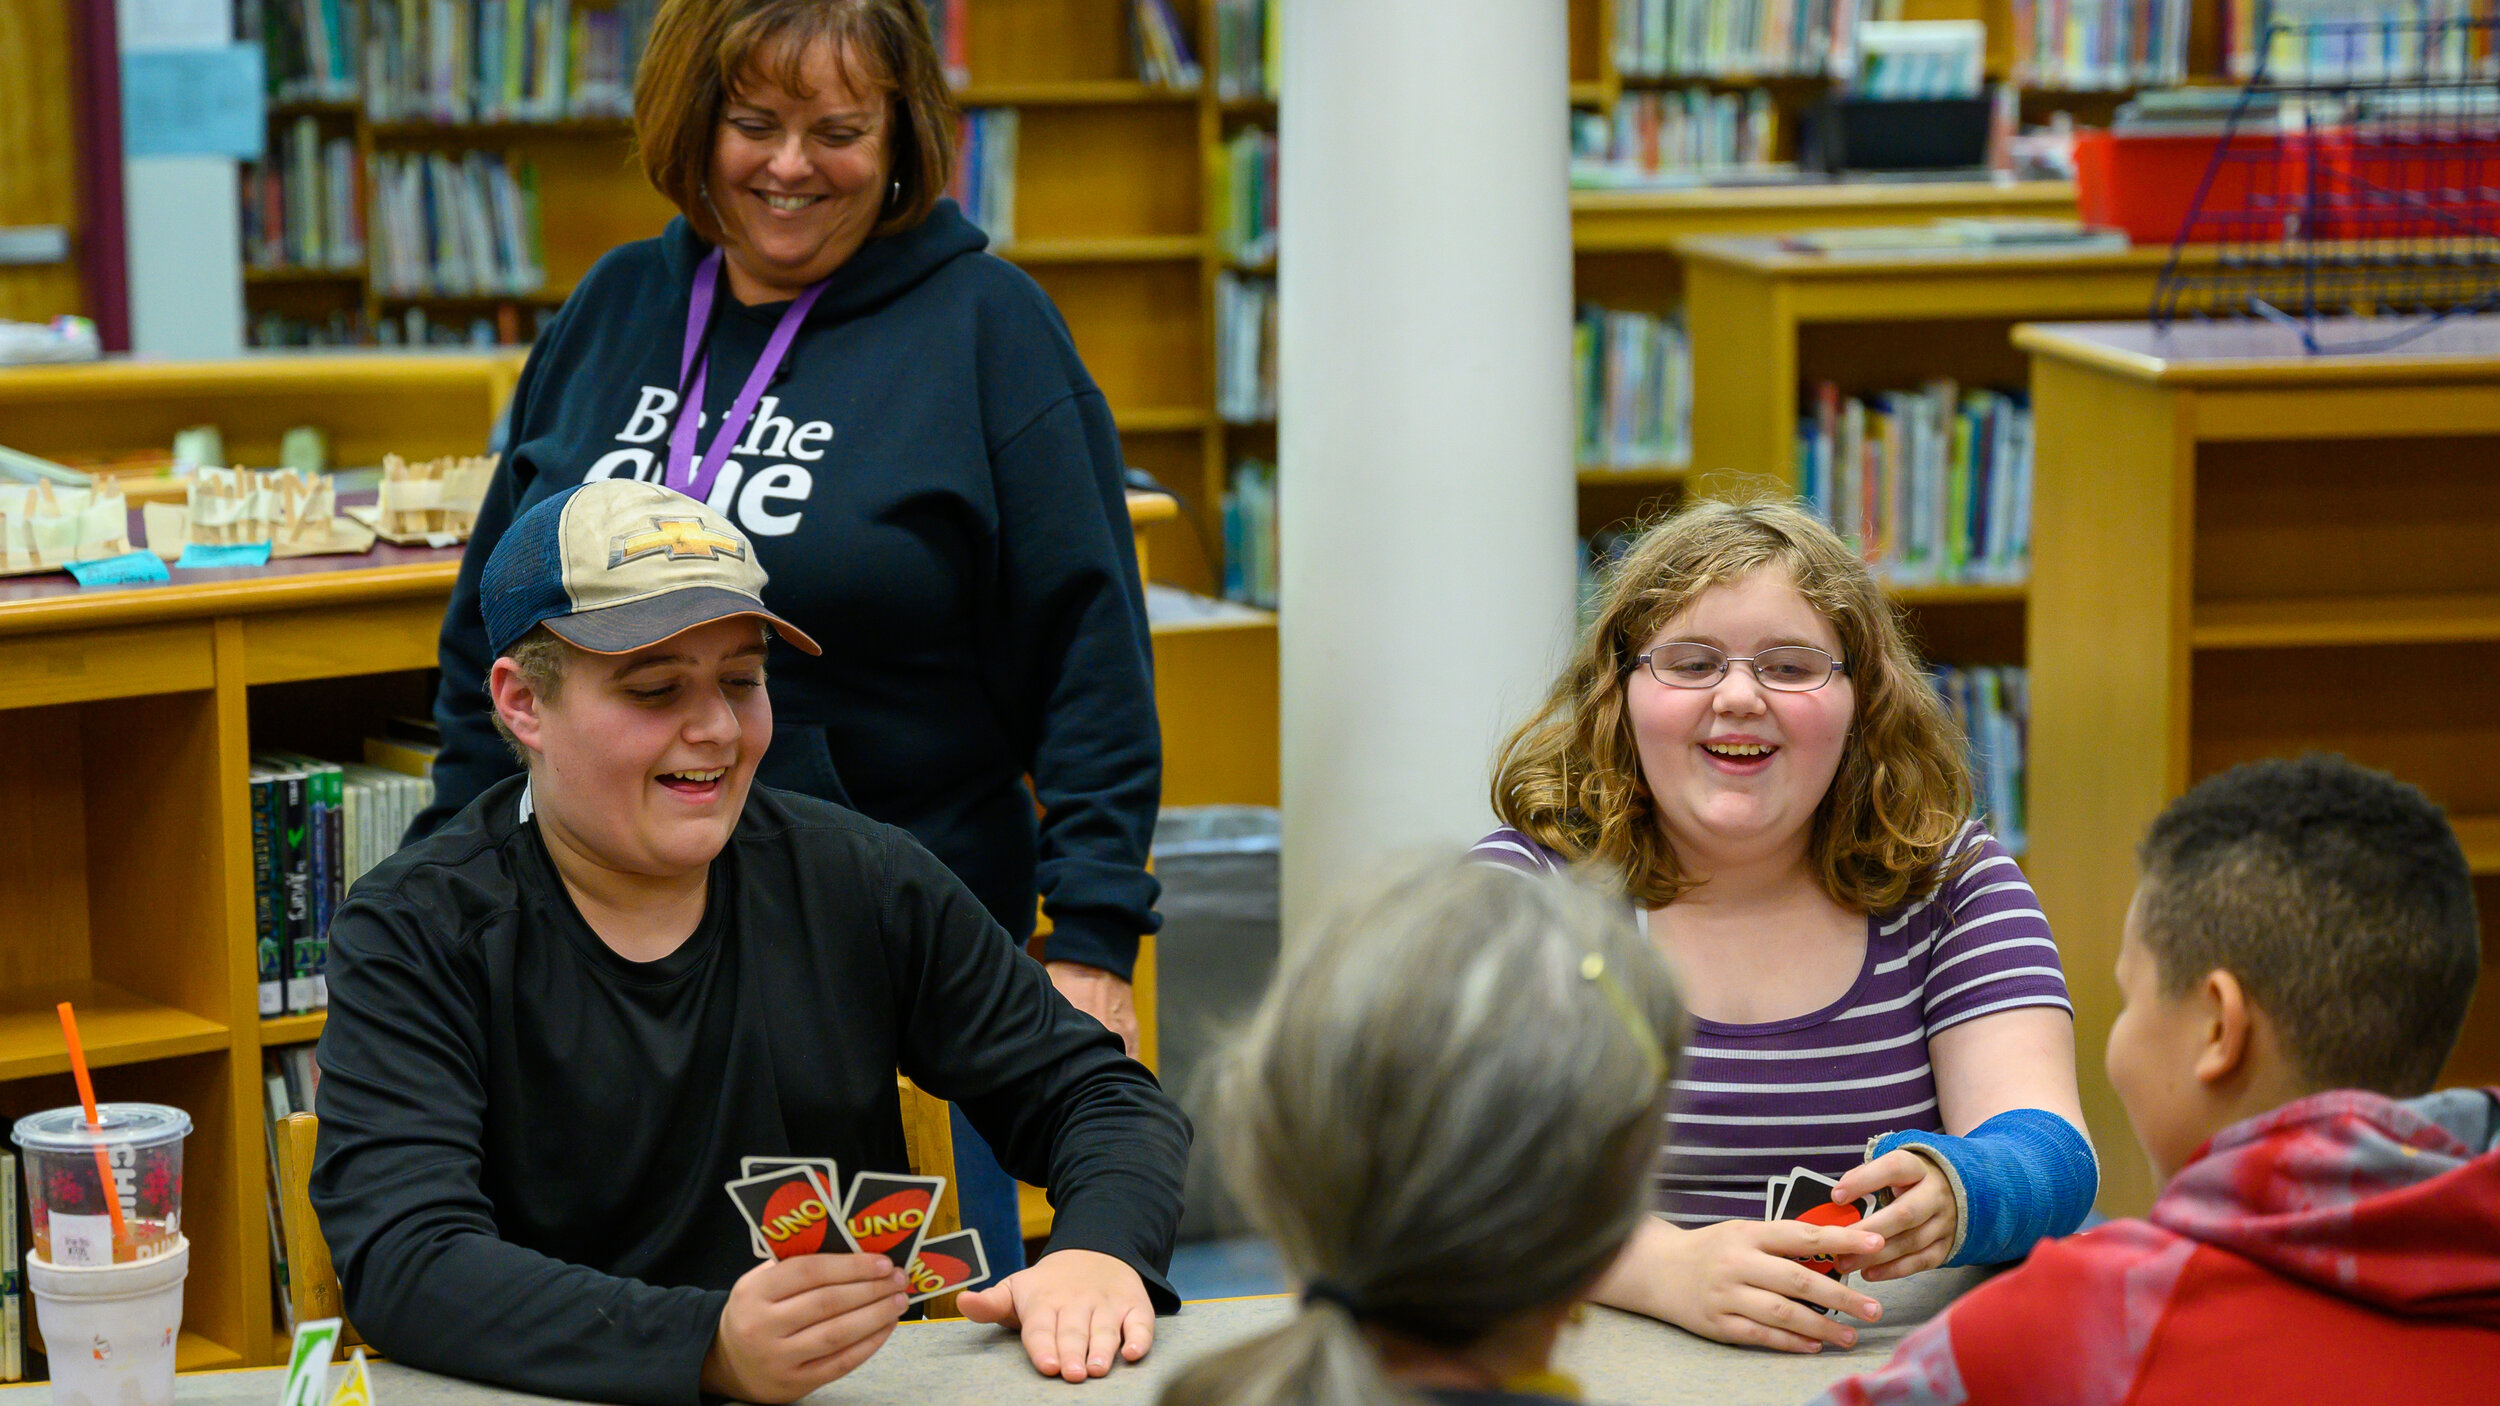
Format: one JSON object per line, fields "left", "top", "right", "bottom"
{"left": 541, "top": 585, "right": 824, "bottom": 657}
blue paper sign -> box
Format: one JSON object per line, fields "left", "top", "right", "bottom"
{"left": 177, "top": 542, "right": 273, "bottom": 569}
{"left": 65, "top": 551, "right": 173, "bottom": 586}
{"left": 121, "top": 47, "right": 266, "bottom": 161}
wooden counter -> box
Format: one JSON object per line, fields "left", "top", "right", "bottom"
{"left": 2017, "top": 315, "right": 2500, "bottom": 1218}
{"left": 1574, "top": 179, "right": 2077, "bottom": 251}
{"left": 1676, "top": 237, "right": 2212, "bottom": 491}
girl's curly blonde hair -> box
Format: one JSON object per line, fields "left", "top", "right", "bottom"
{"left": 1491, "top": 498, "right": 1974, "bottom": 913}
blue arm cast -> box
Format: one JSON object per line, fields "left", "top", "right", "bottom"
{"left": 1870, "top": 1107, "right": 2098, "bottom": 1267}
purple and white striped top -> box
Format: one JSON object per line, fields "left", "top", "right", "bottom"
{"left": 1469, "top": 823, "right": 2070, "bottom": 1225}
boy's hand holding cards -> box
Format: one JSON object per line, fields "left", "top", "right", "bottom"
{"left": 726, "top": 1160, "right": 991, "bottom": 1303}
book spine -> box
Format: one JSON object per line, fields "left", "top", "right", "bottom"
{"left": 252, "top": 774, "right": 282, "bottom": 1017}
{"left": 1, "top": 1149, "right": 18, "bottom": 1381}
{"left": 320, "top": 764, "right": 344, "bottom": 1009}
{"left": 275, "top": 772, "right": 315, "bottom": 1014}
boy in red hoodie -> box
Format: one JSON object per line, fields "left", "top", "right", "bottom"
{"left": 1815, "top": 753, "right": 2499, "bottom": 1405}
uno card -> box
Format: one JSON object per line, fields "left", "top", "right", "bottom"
{"left": 1763, "top": 1171, "right": 1795, "bottom": 1222}
{"left": 1775, "top": 1167, "right": 1892, "bottom": 1280}
{"left": 843, "top": 1171, "right": 946, "bottom": 1273}
{"left": 725, "top": 1167, "right": 848, "bottom": 1260}
{"left": 739, "top": 1158, "right": 844, "bottom": 1258}
{"left": 904, "top": 1229, "right": 991, "bottom": 1304}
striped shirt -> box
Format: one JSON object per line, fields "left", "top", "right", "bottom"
{"left": 1469, "top": 823, "right": 2070, "bottom": 1225}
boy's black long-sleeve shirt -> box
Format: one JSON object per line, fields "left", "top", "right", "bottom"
{"left": 312, "top": 778, "right": 1189, "bottom": 1405}
{"left": 413, "top": 204, "right": 1161, "bottom": 978}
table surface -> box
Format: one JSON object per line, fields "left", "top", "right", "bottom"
{"left": 3, "top": 1271, "right": 1987, "bottom": 1406}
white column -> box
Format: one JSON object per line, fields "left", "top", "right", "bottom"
{"left": 1276, "top": 1, "right": 1577, "bottom": 946}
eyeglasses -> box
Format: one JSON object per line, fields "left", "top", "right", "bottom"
{"left": 1630, "top": 642, "right": 1847, "bottom": 693}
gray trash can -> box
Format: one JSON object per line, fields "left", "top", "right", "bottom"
{"left": 1151, "top": 806, "right": 1280, "bottom": 1242}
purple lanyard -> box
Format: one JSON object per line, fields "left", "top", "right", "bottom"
{"left": 666, "top": 249, "right": 828, "bottom": 503}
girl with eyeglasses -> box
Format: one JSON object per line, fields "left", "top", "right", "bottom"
{"left": 1474, "top": 500, "right": 2095, "bottom": 1356}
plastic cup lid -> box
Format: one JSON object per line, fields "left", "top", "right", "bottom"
{"left": 11, "top": 1103, "right": 191, "bottom": 1153}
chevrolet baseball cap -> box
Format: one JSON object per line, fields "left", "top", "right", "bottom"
{"left": 480, "top": 479, "right": 823, "bottom": 658}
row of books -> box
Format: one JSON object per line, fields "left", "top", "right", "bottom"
{"left": 1215, "top": 271, "right": 1277, "bottom": 424}
{"left": 249, "top": 743, "right": 438, "bottom": 1016}
{"left": 1935, "top": 665, "right": 2030, "bottom": 855}
{"left": 1795, "top": 380, "right": 2033, "bottom": 588}
{"left": 1131, "top": 0, "right": 1202, "bottom": 90}
{"left": 1611, "top": 0, "right": 1867, "bottom": 79}
{"left": 1572, "top": 89, "right": 1781, "bottom": 186}
{"left": 2007, "top": 0, "right": 2194, "bottom": 89}
{"left": 248, "top": 304, "right": 550, "bottom": 348}
{"left": 2227, "top": 0, "right": 2497, "bottom": 80}
{"left": 370, "top": 150, "right": 545, "bottom": 297}
{"left": 952, "top": 108, "right": 1019, "bottom": 246}
{"left": 1213, "top": 0, "right": 1280, "bottom": 101}
{"left": 261, "top": 1045, "right": 323, "bottom": 1332}
{"left": 242, "top": 118, "right": 365, "bottom": 271}
{"left": 1574, "top": 305, "right": 1692, "bottom": 472}
{"left": 1217, "top": 125, "right": 1277, "bottom": 266}
{"left": 250, "top": 0, "right": 359, "bottom": 103}
{"left": 1221, "top": 458, "right": 1278, "bottom": 610}
{"left": 360, "top": 0, "right": 659, "bottom": 124}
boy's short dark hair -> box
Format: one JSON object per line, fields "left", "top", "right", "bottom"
{"left": 2135, "top": 753, "right": 2480, "bottom": 1096}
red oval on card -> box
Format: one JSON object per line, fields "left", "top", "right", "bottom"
{"left": 848, "top": 1192, "right": 929, "bottom": 1253}
{"left": 760, "top": 1182, "right": 833, "bottom": 1256}
{"left": 1798, "top": 1202, "right": 1861, "bottom": 1229}
{"left": 911, "top": 1251, "right": 968, "bottom": 1295}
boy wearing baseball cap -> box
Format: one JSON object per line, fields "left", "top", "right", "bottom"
{"left": 310, "top": 480, "right": 1188, "bottom": 1406}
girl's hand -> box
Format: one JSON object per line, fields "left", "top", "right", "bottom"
{"left": 1592, "top": 1216, "right": 1884, "bottom": 1354}
{"left": 1829, "top": 1150, "right": 1957, "bottom": 1281}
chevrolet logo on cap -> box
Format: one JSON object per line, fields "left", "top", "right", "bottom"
{"left": 608, "top": 516, "right": 750, "bottom": 570}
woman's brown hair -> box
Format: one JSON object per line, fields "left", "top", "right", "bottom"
{"left": 634, "top": 0, "right": 956, "bottom": 245}
{"left": 1490, "top": 498, "right": 1975, "bottom": 913}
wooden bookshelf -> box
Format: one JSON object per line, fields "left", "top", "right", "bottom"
{"left": 2018, "top": 314, "right": 2500, "bottom": 1218}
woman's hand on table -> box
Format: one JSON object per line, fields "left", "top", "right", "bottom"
{"left": 1829, "top": 1149, "right": 1958, "bottom": 1282}
{"left": 957, "top": 1246, "right": 1155, "bottom": 1382}
{"left": 1591, "top": 1215, "right": 1884, "bottom": 1354}
{"left": 1047, "top": 961, "right": 1141, "bottom": 1058}
{"left": 703, "top": 1252, "right": 909, "bottom": 1402}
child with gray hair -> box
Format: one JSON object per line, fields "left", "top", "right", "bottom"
{"left": 1159, "top": 856, "right": 1687, "bottom": 1406}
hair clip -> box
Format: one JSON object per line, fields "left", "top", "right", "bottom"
{"left": 1581, "top": 952, "right": 1669, "bottom": 1084}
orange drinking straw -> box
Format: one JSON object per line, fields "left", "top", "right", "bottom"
{"left": 56, "top": 1003, "right": 131, "bottom": 1259}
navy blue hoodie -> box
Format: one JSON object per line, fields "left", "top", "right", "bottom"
{"left": 416, "top": 203, "right": 1160, "bottom": 977}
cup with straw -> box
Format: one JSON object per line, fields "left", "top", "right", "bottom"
{"left": 12, "top": 1002, "right": 197, "bottom": 1406}
{"left": 11, "top": 1003, "right": 191, "bottom": 1266}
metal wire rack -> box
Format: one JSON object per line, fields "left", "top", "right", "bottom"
{"left": 2151, "top": 15, "right": 2500, "bottom": 352}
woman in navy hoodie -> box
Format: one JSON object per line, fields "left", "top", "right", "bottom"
{"left": 412, "top": 0, "right": 1160, "bottom": 1291}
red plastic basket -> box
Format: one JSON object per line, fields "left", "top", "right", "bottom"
{"left": 2076, "top": 127, "right": 2299, "bottom": 244}
{"left": 2293, "top": 126, "right": 2500, "bottom": 240}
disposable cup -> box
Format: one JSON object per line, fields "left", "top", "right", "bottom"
{"left": 26, "top": 1235, "right": 188, "bottom": 1406}
{"left": 12, "top": 1104, "right": 190, "bottom": 1266}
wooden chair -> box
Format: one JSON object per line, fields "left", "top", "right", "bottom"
{"left": 270, "top": 1087, "right": 965, "bottom": 1339}
{"left": 271, "top": 1112, "right": 361, "bottom": 1346}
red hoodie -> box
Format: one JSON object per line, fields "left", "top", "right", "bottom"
{"left": 1813, "top": 1088, "right": 2500, "bottom": 1406}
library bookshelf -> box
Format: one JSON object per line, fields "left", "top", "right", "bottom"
{"left": 0, "top": 351, "right": 1236, "bottom": 1371}
{"left": 2017, "top": 315, "right": 2500, "bottom": 1218}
